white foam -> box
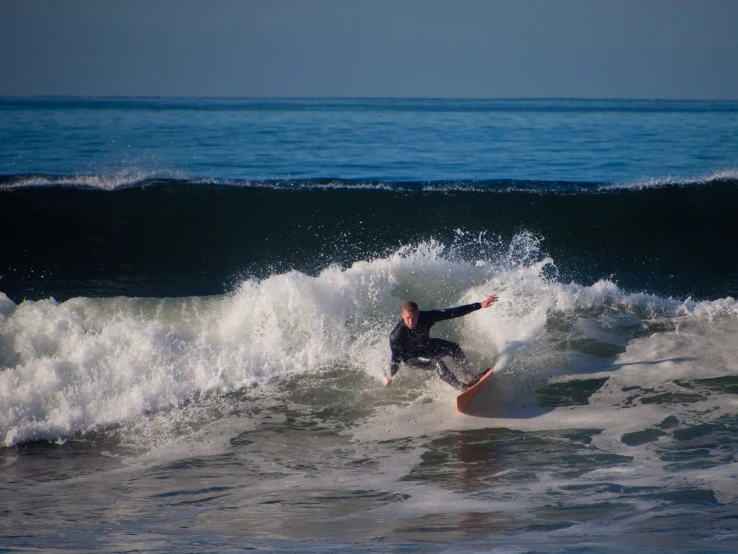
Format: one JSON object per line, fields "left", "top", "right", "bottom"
{"left": 604, "top": 168, "right": 738, "bottom": 191}
{"left": 0, "top": 168, "right": 182, "bottom": 191}
{"left": 2, "top": 236, "right": 738, "bottom": 448}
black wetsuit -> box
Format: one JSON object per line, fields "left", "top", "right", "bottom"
{"left": 389, "top": 303, "right": 481, "bottom": 389}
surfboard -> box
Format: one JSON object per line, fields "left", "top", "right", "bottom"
{"left": 456, "top": 367, "right": 495, "bottom": 412}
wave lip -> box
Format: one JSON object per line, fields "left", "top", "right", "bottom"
{"left": 0, "top": 170, "right": 183, "bottom": 192}
{"left": 603, "top": 169, "right": 738, "bottom": 192}
{"left": 0, "top": 235, "right": 536, "bottom": 446}
{"left": 2, "top": 232, "right": 738, "bottom": 447}
{"left": 3, "top": 172, "right": 738, "bottom": 194}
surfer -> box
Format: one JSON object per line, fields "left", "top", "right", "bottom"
{"left": 385, "top": 295, "right": 498, "bottom": 390}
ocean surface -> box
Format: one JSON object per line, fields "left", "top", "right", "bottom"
{"left": 2, "top": 97, "right": 738, "bottom": 552}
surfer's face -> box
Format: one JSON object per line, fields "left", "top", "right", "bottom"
{"left": 402, "top": 309, "right": 419, "bottom": 329}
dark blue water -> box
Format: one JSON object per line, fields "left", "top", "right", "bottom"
{"left": 2, "top": 98, "right": 738, "bottom": 553}
{"left": 2, "top": 97, "right": 737, "bottom": 182}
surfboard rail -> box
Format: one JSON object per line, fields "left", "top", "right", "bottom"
{"left": 456, "top": 367, "right": 495, "bottom": 412}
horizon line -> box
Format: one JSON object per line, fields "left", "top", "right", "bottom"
{"left": 2, "top": 94, "right": 738, "bottom": 103}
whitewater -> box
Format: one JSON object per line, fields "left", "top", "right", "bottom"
{"left": 2, "top": 233, "right": 737, "bottom": 434}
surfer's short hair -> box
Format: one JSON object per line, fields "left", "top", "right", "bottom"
{"left": 402, "top": 301, "right": 419, "bottom": 313}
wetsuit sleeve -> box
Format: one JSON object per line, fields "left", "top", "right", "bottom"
{"left": 426, "top": 302, "right": 481, "bottom": 325}
{"left": 389, "top": 320, "right": 403, "bottom": 377}
{"left": 389, "top": 362, "right": 400, "bottom": 377}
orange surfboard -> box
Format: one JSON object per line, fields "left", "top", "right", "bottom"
{"left": 456, "top": 367, "right": 495, "bottom": 412}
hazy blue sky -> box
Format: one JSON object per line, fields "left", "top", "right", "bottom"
{"left": 2, "top": 0, "right": 737, "bottom": 99}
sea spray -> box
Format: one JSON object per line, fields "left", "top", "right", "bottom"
{"left": 4, "top": 232, "right": 738, "bottom": 449}
{"left": 0, "top": 233, "right": 548, "bottom": 445}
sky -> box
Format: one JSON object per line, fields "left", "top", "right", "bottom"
{"left": 1, "top": 0, "right": 737, "bottom": 99}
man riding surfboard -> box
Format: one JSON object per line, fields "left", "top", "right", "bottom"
{"left": 385, "top": 295, "right": 498, "bottom": 389}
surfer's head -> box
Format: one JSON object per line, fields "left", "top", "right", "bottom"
{"left": 401, "top": 301, "right": 420, "bottom": 329}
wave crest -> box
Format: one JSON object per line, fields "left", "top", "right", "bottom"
{"left": 2, "top": 231, "right": 736, "bottom": 446}
{"left": 3, "top": 172, "right": 737, "bottom": 193}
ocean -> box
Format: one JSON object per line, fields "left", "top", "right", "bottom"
{"left": 2, "top": 97, "right": 738, "bottom": 552}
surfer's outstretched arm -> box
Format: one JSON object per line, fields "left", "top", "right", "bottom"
{"left": 385, "top": 319, "right": 405, "bottom": 386}
{"left": 385, "top": 356, "right": 400, "bottom": 386}
{"left": 427, "top": 294, "right": 499, "bottom": 324}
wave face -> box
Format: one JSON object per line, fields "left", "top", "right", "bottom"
{"left": 2, "top": 177, "right": 737, "bottom": 302}
{"left": 2, "top": 232, "right": 737, "bottom": 447}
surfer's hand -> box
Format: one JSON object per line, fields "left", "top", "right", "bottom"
{"left": 480, "top": 294, "right": 498, "bottom": 308}
{"left": 384, "top": 376, "right": 393, "bottom": 387}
